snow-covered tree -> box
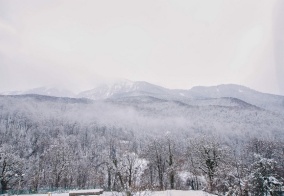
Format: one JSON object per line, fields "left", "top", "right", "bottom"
{"left": 188, "top": 135, "right": 230, "bottom": 194}
{"left": 247, "top": 154, "right": 282, "bottom": 195}
{"left": 143, "top": 135, "right": 179, "bottom": 191}
{"left": 0, "top": 144, "right": 24, "bottom": 192}
{"left": 42, "top": 139, "right": 73, "bottom": 189}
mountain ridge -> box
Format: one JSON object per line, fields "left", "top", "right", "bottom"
{"left": 1, "top": 80, "right": 284, "bottom": 113}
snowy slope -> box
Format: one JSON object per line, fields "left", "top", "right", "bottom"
{"left": 78, "top": 80, "right": 201, "bottom": 103}
{"left": 1, "top": 94, "right": 284, "bottom": 139}
{"left": 78, "top": 81, "right": 284, "bottom": 113}
{"left": 18, "top": 190, "right": 214, "bottom": 196}
{"left": 1, "top": 86, "right": 75, "bottom": 98}
{"left": 2, "top": 81, "right": 284, "bottom": 114}
{"left": 190, "top": 84, "right": 284, "bottom": 113}
{"left": 78, "top": 80, "right": 176, "bottom": 100}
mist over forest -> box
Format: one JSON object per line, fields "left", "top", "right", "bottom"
{"left": 1, "top": 0, "right": 284, "bottom": 195}
{"left": 0, "top": 82, "right": 284, "bottom": 195}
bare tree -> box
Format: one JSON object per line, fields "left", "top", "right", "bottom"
{"left": 0, "top": 144, "right": 24, "bottom": 192}
{"left": 188, "top": 135, "right": 229, "bottom": 193}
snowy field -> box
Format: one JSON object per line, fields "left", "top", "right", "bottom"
{"left": 16, "top": 190, "right": 214, "bottom": 196}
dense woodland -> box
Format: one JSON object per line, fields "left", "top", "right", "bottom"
{"left": 0, "top": 95, "right": 283, "bottom": 196}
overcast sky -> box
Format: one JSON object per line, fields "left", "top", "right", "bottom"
{"left": 0, "top": 0, "right": 284, "bottom": 95}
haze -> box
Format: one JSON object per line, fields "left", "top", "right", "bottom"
{"left": 0, "top": 0, "right": 284, "bottom": 95}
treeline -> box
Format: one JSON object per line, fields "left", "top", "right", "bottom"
{"left": 0, "top": 110, "right": 283, "bottom": 196}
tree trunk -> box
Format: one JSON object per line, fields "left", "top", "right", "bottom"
{"left": 128, "top": 167, "right": 132, "bottom": 187}
{"left": 157, "top": 163, "right": 164, "bottom": 190}
{"left": 107, "top": 169, "right": 111, "bottom": 190}
{"left": 1, "top": 179, "right": 8, "bottom": 192}
{"left": 170, "top": 172, "right": 174, "bottom": 189}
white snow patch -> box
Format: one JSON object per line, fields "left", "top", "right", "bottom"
{"left": 152, "top": 190, "right": 214, "bottom": 196}
{"left": 17, "top": 190, "right": 214, "bottom": 196}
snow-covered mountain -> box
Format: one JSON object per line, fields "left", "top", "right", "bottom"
{"left": 1, "top": 80, "right": 284, "bottom": 140}
{"left": 78, "top": 80, "right": 175, "bottom": 100}
{"left": 189, "top": 84, "right": 284, "bottom": 113}
{"left": 1, "top": 93, "right": 283, "bottom": 140}
{"left": 77, "top": 80, "right": 284, "bottom": 114}
{"left": 2, "top": 80, "right": 284, "bottom": 113}
{"left": 1, "top": 83, "right": 283, "bottom": 193}
{"left": 1, "top": 86, "right": 75, "bottom": 98}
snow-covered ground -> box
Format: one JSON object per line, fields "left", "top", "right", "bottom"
{"left": 16, "top": 190, "right": 214, "bottom": 196}
{"left": 152, "top": 190, "right": 213, "bottom": 196}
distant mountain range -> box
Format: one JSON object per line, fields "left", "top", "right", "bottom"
{"left": 1, "top": 80, "right": 284, "bottom": 139}
{"left": 2, "top": 80, "right": 284, "bottom": 114}
{"left": 1, "top": 86, "right": 75, "bottom": 98}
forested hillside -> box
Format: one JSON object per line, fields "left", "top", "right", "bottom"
{"left": 0, "top": 93, "right": 283, "bottom": 195}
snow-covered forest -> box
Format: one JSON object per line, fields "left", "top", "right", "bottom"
{"left": 1, "top": 0, "right": 284, "bottom": 195}
{"left": 0, "top": 84, "right": 284, "bottom": 196}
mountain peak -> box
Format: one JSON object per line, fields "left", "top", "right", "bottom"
{"left": 77, "top": 80, "right": 168, "bottom": 100}
{"left": 2, "top": 81, "right": 284, "bottom": 114}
